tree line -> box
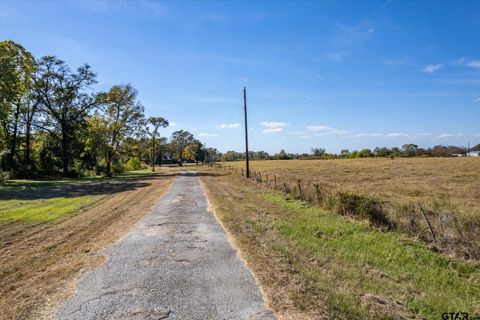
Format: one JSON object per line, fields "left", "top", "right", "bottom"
{"left": 220, "top": 143, "right": 480, "bottom": 161}
{"left": 0, "top": 40, "right": 218, "bottom": 178}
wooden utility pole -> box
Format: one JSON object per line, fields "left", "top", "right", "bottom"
{"left": 243, "top": 86, "right": 250, "bottom": 178}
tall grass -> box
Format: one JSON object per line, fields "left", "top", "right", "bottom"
{"left": 221, "top": 158, "right": 480, "bottom": 259}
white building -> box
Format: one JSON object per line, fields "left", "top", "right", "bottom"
{"left": 467, "top": 151, "right": 480, "bottom": 157}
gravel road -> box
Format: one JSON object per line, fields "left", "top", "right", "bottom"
{"left": 54, "top": 171, "right": 274, "bottom": 320}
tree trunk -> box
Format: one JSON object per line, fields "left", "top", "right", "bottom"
{"left": 8, "top": 106, "right": 20, "bottom": 171}
{"left": 61, "top": 125, "right": 69, "bottom": 177}
{"left": 151, "top": 138, "right": 156, "bottom": 172}
{"left": 105, "top": 152, "right": 112, "bottom": 177}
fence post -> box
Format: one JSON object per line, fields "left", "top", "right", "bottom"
{"left": 418, "top": 204, "right": 437, "bottom": 244}
{"left": 297, "top": 179, "right": 304, "bottom": 201}
{"left": 258, "top": 172, "right": 263, "bottom": 183}
{"left": 283, "top": 182, "right": 288, "bottom": 193}
{"left": 274, "top": 174, "right": 277, "bottom": 189}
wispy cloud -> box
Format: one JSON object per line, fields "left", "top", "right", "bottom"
{"left": 217, "top": 123, "right": 240, "bottom": 129}
{"left": 454, "top": 57, "right": 480, "bottom": 69}
{"left": 422, "top": 64, "right": 443, "bottom": 73}
{"left": 198, "top": 133, "right": 219, "bottom": 137}
{"left": 299, "top": 135, "right": 310, "bottom": 139}
{"left": 306, "top": 125, "right": 348, "bottom": 136}
{"left": 355, "top": 133, "right": 384, "bottom": 137}
{"left": 474, "top": 98, "right": 480, "bottom": 102}
{"left": 262, "top": 128, "right": 283, "bottom": 134}
{"left": 260, "top": 121, "right": 289, "bottom": 128}
{"left": 437, "top": 133, "right": 464, "bottom": 138}
{"left": 385, "top": 132, "right": 408, "bottom": 137}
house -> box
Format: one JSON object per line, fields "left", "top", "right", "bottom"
{"left": 467, "top": 151, "right": 480, "bottom": 157}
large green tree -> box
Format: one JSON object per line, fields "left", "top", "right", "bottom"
{"left": 33, "top": 56, "right": 97, "bottom": 176}
{"left": 87, "top": 84, "right": 144, "bottom": 177}
{"left": 144, "top": 117, "right": 169, "bottom": 171}
{"left": 0, "top": 40, "right": 36, "bottom": 172}
{"left": 170, "top": 130, "right": 194, "bottom": 166}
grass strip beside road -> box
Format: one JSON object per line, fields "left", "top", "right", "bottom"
{"left": 200, "top": 169, "right": 480, "bottom": 319}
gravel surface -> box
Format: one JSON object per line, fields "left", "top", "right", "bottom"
{"left": 54, "top": 171, "right": 274, "bottom": 320}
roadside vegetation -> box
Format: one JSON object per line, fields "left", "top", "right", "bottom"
{"left": 0, "top": 169, "right": 175, "bottom": 320}
{"left": 222, "top": 158, "right": 480, "bottom": 259}
{"left": 0, "top": 40, "right": 220, "bottom": 180}
{"left": 200, "top": 168, "right": 480, "bottom": 319}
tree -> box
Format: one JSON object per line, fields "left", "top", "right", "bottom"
{"left": 184, "top": 140, "right": 204, "bottom": 165}
{"left": 92, "top": 84, "right": 144, "bottom": 177}
{"left": 144, "top": 117, "right": 169, "bottom": 171}
{"left": 311, "top": 147, "right": 326, "bottom": 157}
{"left": 33, "top": 56, "right": 97, "bottom": 176}
{"left": 170, "top": 130, "right": 194, "bottom": 166}
{"left": 0, "top": 41, "right": 36, "bottom": 173}
{"left": 275, "top": 149, "right": 290, "bottom": 160}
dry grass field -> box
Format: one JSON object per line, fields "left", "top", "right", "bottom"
{"left": 223, "top": 158, "right": 480, "bottom": 258}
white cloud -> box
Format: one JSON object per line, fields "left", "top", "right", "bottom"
{"left": 455, "top": 57, "right": 480, "bottom": 69}
{"left": 385, "top": 133, "right": 408, "bottom": 138}
{"left": 198, "top": 133, "right": 219, "bottom": 137}
{"left": 422, "top": 64, "right": 443, "bottom": 73}
{"left": 355, "top": 133, "right": 384, "bottom": 137}
{"left": 437, "top": 133, "right": 464, "bottom": 138}
{"left": 289, "top": 131, "right": 304, "bottom": 135}
{"left": 299, "top": 135, "right": 310, "bottom": 139}
{"left": 260, "top": 121, "right": 289, "bottom": 128}
{"left": 217, "top": 123, "right": 241, "bottom": 129}
{"left": 306, "top": 125, "right": 348, "bottom": 136}
{"left": 262, "top": 128, "right": 283, "bottom": 133}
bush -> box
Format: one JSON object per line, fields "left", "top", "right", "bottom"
{"left": 0, "top": 170, "right": 10, "bottom": 184}
{"left": 126, "top": 157, "right": 142, "bottom": 171}
{"left": 335, "top": 192, "right": 394, "bottom": 229}
{"left": 112, "top": 161, "right": 126, "bottom": 174}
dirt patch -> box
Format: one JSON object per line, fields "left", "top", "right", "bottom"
{"left": 0, "top": 173, "right": 174, "bottom": 320}
{"left": 361, "top": 294, "right": 413, "bottom": 320}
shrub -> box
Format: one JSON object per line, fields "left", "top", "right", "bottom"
{"left": 0, "top": 170, "right": 10, "bottom": 184}
{"left": 126, "top": 157, "right": 142, "bottom": 171}
{"left": 335, "top": 192, "right": 394, "bottom": 229}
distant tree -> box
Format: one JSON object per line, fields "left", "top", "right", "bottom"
{"left": 340, "top": 149, "right": 349, "bottom": 158}
{"left": 472, "top": 144, "right": 480, "bottom": 152}
{"left": 311, "top": 147, "right": 326, "bottom": 157}
{"left": 275, "top": 149, "right": 290, "bottom": 160}
{"left": 184, "top": 140, "right": 204, "bottom": 165}
{"left": 401, "top": 144, "right": 419, "bottom": 157}
{"left": 33, "top": 56, "right": 97, "bottom": 176}
{"left": 374, "top": 147, "right": 391, "bottom": 157}
{"left": 144, "top": 116, "right": 169, "bottom": 171}
{"left": 87, "top": 84, "right": 144, "bottom": 177}
{"left": 170, "top": 130, "right": 194, "bottom": 166}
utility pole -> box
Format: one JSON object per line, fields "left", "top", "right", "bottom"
{"left": 243, "top": 86, "right": 250, "bottom": 178}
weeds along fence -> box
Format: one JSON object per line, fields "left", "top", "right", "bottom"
{"left": 218, "top": 164, "right": 478, "bottom": 260}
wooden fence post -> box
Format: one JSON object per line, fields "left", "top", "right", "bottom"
{"left": 297, "top": 179, "right": 304, "bottom": 201}
{"left": 418, "top": 204, "right": 437, "bottom": 244}
{"left": 274, "top": 174, "right": 277, "bottom": 189}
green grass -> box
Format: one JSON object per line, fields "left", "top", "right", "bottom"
{"left": 263, "top": 192, "right": 480, "bottom": 318}
{"left": 0, "top": 195, "right": 100, "bottom": 223}
{"left": 0, "top": 169, "right": 164, "bottom": 224}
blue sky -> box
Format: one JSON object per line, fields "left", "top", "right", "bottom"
{"left": 1, "top": 0, "right": 479, "bottom": 153}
